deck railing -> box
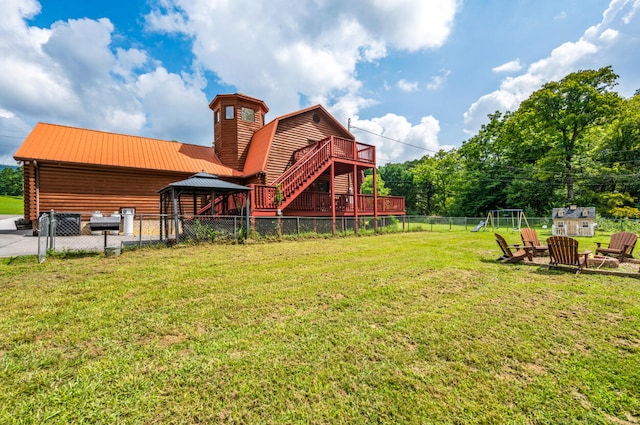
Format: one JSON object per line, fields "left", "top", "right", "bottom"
{"left": 291, "top": 136, "right": 375, "bottom": 164}
{"left": 250, "top": 189, "right": 405, "bottom": 214}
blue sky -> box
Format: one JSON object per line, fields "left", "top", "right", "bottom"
{"left": 1, "top": 0, "right": 639, "bottom": 166}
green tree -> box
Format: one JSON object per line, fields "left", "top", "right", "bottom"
{"left": 0, "top": 166, "right": 23, "bottom": 196}
{"left": 412, "top": 150, "right": 460, "bottom": 215}
{"left": 515, "top": 66, "right": 621, "bottom": 202}
{"left": 450, "top": 112, "right": 511, "bottom": 216}
{"left": 361, "top": 173, "right": 390, "bottom": 196}
{"left": 377, "top": 162, "right": 417, "bottom": 213}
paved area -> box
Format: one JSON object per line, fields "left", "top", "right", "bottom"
{"left": 1, "top": 215, "right": 164, "bottom": 258}
{"left": 0, "top": 215, "right": 39, "bottom": 258}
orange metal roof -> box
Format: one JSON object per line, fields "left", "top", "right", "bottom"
{"left": 14, "top": 122, "right": 240, "bottom": 176}
{"left": 243, "top": 119, "right": 278, "bottom": 176}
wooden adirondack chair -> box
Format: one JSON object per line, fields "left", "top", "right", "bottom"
{"left": 595, "top": 232, "right": 637, "bottom": 263}
{"left": 520, "top": 228, "right": 548, "bottom": 256}
{"left": 546, "top": 236, "right": 589, "bottom": 274}
{"left": 495, "top": 233, "right": 533, "bottom": 263}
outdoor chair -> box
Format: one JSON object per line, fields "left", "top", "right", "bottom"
{"left": 595, "top": 232, "right": 637, "bottom": 263}
{"left": 495, "top": 233, "right": 533, "bottom": 263}
{"left": 520, "top": 228, "right": 548, "bottom": 256}
{"left": 546, "top": 236, "right": 589, "bottom": 275}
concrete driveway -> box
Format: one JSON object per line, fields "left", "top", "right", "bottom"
{"left": 0, "top": 215, "right": 38, "bottom": 258}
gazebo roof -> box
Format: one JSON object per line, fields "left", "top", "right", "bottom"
{"left": 159, "top": 172, "right": 252, "bottom": 194}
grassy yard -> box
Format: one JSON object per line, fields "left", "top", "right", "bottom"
{"left": 0, "top": 195, "right": 23, "bottom": 215}
{"left": 1, "top": 231, "right": 639, "bottom": 424}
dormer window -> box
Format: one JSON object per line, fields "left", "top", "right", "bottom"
{"left": 241, "top": 107, "right": 255, "bottom": 122}
{"left": 225, "top": 106, "right": 234, "bottom": 119}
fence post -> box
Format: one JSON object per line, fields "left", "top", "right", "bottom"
{"left": 49, "top": 209, "right": 56, "bottom": 250}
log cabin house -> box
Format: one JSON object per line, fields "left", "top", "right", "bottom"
{"left": 14, "top": 93, "right": 404, "bottom": 231}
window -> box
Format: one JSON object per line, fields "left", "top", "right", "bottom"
{"left": 225, "top": 105, "right": 234, "bottom": 119}
{"left": 241, "top": 107, "right": 255, "bottom": 122}
{"left": 214, "top": 109, "right": 220, "bottom": 124}
{"left": 557, "top": 221, "right": 564, "bottom": 228}
{"left": 582, "top": 221, "right": 589, "bottom": 228}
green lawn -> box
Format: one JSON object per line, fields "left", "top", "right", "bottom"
{"left": 1, "top": 232, "right": 639, "bottom": 424}
{"left": 0, "top": 195, "right": 23, "bottom": 215}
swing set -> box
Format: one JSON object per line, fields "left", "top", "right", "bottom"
{"left": 483, "top": 209, "right": 529, "bottom": 232}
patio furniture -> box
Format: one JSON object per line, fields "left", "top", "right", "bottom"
{"left": 495, "top": 233, "right": 533, "bottom": 263}
{"left": 546, "top": 236, "right": 589, "bottom": 275}
{"left": 595, "top": 232, "right": 637, "bottom": 263}
{"left": 520, "top": 228, "right": 548, "bottom": 256}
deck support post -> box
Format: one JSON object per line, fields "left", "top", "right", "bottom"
{"left": 373, "top": 165, "right": 378, "bottom": 233}
{"left": 353, "top": 164, "right": 359, "bottom": 235}
{"left": 330, "top": 161, "right": 336, "bottom": 235}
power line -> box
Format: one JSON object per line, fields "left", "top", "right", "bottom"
{"left": 348, "top": 121, "right": 439, "bottom": 154}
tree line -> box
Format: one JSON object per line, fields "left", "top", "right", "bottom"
{"left": 374, "top": 66, "right": 640, "bottom": 219}
{"left": 0, "top": 166, "right": 22, "bottom": 196}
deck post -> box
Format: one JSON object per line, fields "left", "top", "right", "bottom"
{"left": 373, "top": 165, "right": 378, "bottom": 233}
{"left": 353, "top": 164, "right": 359, "bottom": 235}
{"left": 330, "top": 162, "right": 336, "bottom": 235}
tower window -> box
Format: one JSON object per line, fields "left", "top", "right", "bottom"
{"left": 225, "top": 106, "right": 234, "bottom": 119}
{"left": 214, "top": 109, "right": 220, "bottom": 124}
{"left": 241, "top": 107, "right": 255, "bottom": 122}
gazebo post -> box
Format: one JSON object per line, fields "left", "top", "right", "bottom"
{"left": 173, "top": 188, "right": 180, "bottom": 243}
{"left": 245, "top": 191, "right": 250, "bottom": 239}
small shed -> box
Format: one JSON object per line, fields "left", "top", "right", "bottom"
{"left": 552, "top": 205, "right": 596, "bottom": 237}
{"left": 158, "top": 172, "right": 252, "bottom": 242}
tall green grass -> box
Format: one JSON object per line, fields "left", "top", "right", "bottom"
{"left": 1, "top": 232, "right": 639, "bottom": 424}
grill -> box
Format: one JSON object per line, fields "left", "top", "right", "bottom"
{"left": 89, "top": 216, "right": 121, "bottom": 232}
{"left": 90, "top": 216, "right": 121, "bottom": 254}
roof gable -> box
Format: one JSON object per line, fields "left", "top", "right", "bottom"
{"left": 14, "top": 123, "right": 240, "bottom": 176}
{"left": 242, "top": 104, "right": 354, "bottom": 176}
{"left": 552, "top": 207, "right": 596, "bottom": 219}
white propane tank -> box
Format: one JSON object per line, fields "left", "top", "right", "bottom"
{"left": 122, "top": 208, "right": 135, "bottom": 236}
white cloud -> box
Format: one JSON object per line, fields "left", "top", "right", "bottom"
{"left": 0, "top": 1, "right": 216, "bottom": 163}
{"left": 426, "top": 69, "right": 451, "bottom": 91}
{"left": 145, "top": 0, "right": 461, "bottom": 119}
{"left": 0, "top": 0, "right": 463, "bottom": 164}
{"left": 349, "top": 114, "right": 441, "bottom": 164}
{"left": 492, "top": 59, "right": 523, "bottom": 73}
{"left": 599, "top": 28, "right": 619, "bottom": 42}
{"left": 463, "top": 0, "right": 638, "bottom": 136}
{"left": 135, "top": 67, "right": 211, "bottom": 143}
{"left": 397, "top": 79, "right": 420, "bottom": 92}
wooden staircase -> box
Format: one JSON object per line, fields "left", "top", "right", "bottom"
{"left": 271, "top": 138, "right": 333, "bottom": 210}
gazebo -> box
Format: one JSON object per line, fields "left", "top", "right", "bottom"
{"left": 158, "top": 172, "right": 252, "bottom": 242}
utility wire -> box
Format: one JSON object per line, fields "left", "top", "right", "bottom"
{"left": 348, "top": 122, "right": 439, "bottom": 154}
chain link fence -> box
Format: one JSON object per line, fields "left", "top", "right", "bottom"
{"left": 34, "top": 210, "right": 640, "bottom": 262}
